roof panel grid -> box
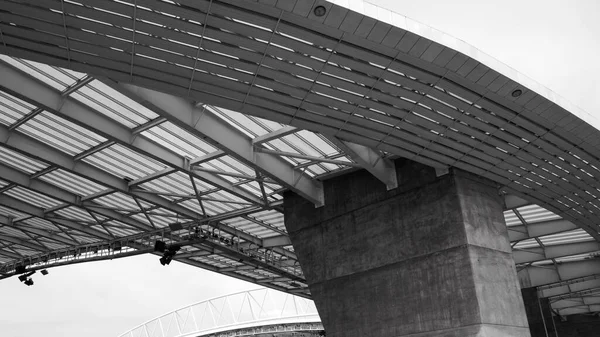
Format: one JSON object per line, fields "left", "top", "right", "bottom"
{"left": 4, "top": 186, "right": 63, "bottom": 210}
{"left": 142, "top": 121, "right": 217, "bottom": 158}
{"left": 38, "top": 169, "right": 106, "bottom": 197}
{"left": 539, "top": 229, "right": 594, "bottom": 246}
{"left": 513, "top": 238, "right": 540, "bottom": 250}
{"left": 208, "top": 105, "right": 269, "bottom": 138}
{"left": 516, "top": 204, "right": 562, "bottom": 224}
{"left": 82, "top": 144, "right": 167, "bottom": 180}
{"left": 0, "top": 226, "right": 32, "bottom": 240}
{"left": 54, "top": 206, "right": 97, "bottom": 224}
{"left": 22, "top": 217, "right": 61, "bottom": 232}
{"left": 0, "top": 146, "right": 49, "bottom": 175}
{"left": 93, "top": 192, "right": 141, "bottom": 214}
{"left": 72, "top": 80, "right": 158, "bottom": 128}
{"left": 0, "top": 206, "right": 28, "bottom": 219}
{"left": 139, "top": 171, "right": 197, "bottom": 197}
{"left": 0, "top": 91, "right": 35, "bottom": 126}
{"left": 103, "top": 220, "right": 140, "bottom": 237}
{"left": 18, "top": 111, "right": 107, "bottom": 156}
{"left": 0, "top": 56, "right": 82, "bottom": 91}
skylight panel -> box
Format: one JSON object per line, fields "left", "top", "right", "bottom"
{"left": 18, "top": 111, "right": 106, "bottom": 156}
{"left": 22, "top": 218, "right": 60, "bottom": 232}
{"left": 0, "top": 146, "right": 49, "bottom": 174}
{"left": 513, "top": 238, "right": 540, "bottom": 249}
{"left": 143, "top": 122, "right": 216, "bottom": 158}
{"left": 209, "top": 105, "right": 268, "bottom": 138}
{"left": 54, "top": 207, "right": 97, "bottom": 224}
{"left": 0, "top": 91, "right": 34, "bottom": 125}
{"left": 4, "top": 186, "right": 63, "bottom": 209}
{"left": 0, "top": 206, "right": 28, "bottom": 218}
{"left": 83, "top": 144, "right": 166, "bottom": 180}
{"left": 38, "top": 169, "right": 105, "bottom": 197}
{"left": 0, "top": 56, "right": 77, "bottom": 91}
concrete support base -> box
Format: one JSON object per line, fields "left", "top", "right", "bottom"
{"left": 284, "top": 159, "right": 530, "bottom": 337}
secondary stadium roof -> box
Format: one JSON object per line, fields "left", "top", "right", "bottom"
{"left": 0, "top": 0, "right": 598, "bottom": 316}
{"left": 118, "top": 288, "right": 322, "bottom": 337}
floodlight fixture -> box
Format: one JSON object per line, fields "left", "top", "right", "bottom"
{"left": 24, "top": 278, "right": 34, "bottom": 286}
{"left": 511, "top": 89, "right": 523, "bottom": 97}
{"left": 18, "top": 270, "right": 35, "bottom": 282}
{"left": 159, "top": 244, "right": 181, "bottom": 266}
{"left": 168, "top": 222, "right": 183, "bottom": 231}
{"left": 154, "top": 240, "right": 167, "bottom": 253}
{"left": 41, "top": 269, "right": 48, "bottom": 275}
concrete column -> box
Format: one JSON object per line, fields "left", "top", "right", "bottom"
{"left": 284, "top": 159, "right": 530, "bottom": 337}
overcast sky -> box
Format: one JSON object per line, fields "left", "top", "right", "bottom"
{"left": 1, "top": 1, "right": 598, "bottom": 336}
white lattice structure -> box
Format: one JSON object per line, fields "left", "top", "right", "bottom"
{"left": 118, "top": 288, "right": 322, "bottom": 337}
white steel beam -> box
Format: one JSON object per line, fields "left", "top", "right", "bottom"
{"left": 328, "top": 137, "right": 398, "bottom": 190}
{"left": 252, "top": 126, "right": 298, "bottom": 145}
{"left": 513, "top": 241, "right": 600, "bottom": 264}
{"left": 519, "top": 260, "right": 600, "bottom": 288}
{"left": 116, "top": 83, "right": 325, "bottom": 207}
{"left": 508, "top": 219, "right": 579, "bottom": 242}
{"left": 504, "top": 194, "right": 531, "bottom": 210}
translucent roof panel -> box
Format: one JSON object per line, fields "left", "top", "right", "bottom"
{"left": 516, "top": 204, "right": 562, "bottom": 224}
{"left": 17, "top": 111, "right": 107, "bottom": 156}
{"left": 0, "top": 91, "right": 35, "bottom": 126}
{"left": 538, "top": 229, "right": 594, "bottom": 246}
{"left": 83, "top": 144, "right": 167, "bottom": 180}
{"left": 0, "top": 146, "right": 49, "bottom": 175}
{"left": 0, "top": 56, "right": 84, "bottom": 91}
{"left": 142, "top": 122, "right": 217, "bottom": 158}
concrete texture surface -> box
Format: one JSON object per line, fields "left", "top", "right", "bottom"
{"left": 284, "top": 159, "right": 530, "bottom": 337}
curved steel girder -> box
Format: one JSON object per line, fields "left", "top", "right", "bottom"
{"left": 115, "top": 83, "right": 325, "bottom": 207}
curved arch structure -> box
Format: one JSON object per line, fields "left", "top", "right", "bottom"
{"left": 118, "top": 288, "right": 322, "bottom": 337}
{"left": 0, "top": 0, "right": 598, "bottom": 317}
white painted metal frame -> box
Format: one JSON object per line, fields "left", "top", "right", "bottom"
{"left": 118, "top": 288, "right": 322, "bottom": 337}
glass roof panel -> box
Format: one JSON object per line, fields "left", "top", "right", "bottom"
{"left": 0, "top": 146, "right": 49, "bottom": 174}
{"left": 0, "top": 91, "right": 35, "bottom": 126}
{"left": 516, "top": 204, "right": 561, "bottom": 224}
{"left": 142, "top": 122, "right": 216, "bottom": 158}
{"left": 208, "top": 106, "right": 265, "bottom": 138}
{"left": 38, "top": 169, "right": 106, "bottom": 197}
{"left": 83, "top": 144, "right": 167, "bottom": 180}
{"left": 87, "top": 80, "right": 158, "bottom": 120}
{"left": 503, "top": 210, "right": 521, "bottom": 226}
{"left": 539, "top": 229, "right": 594, "bottom": 246}
{"left": 0, "top": 56, "right": 81, "bottom": 91}
{"left": 4, "top": 186, "right": 63, "bottom": 209}
{"left": 18, "top": 111, "right": 106, "bottom": 156}
{"left": 23, "top": 218, "right": 61, "bottom": 232}
{"left": 513, "top": 238, "right": 540, "bottom": 249}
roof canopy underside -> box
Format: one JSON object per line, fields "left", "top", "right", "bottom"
{"left": 0, "top": 0, "right": 598, "bottom": 316}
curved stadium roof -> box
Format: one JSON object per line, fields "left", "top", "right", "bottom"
{"left": 0, "top": 0, "right": 598, "bottom": 317}
{"left": 118, "top": 288, "right": 322, "bottom": 337}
